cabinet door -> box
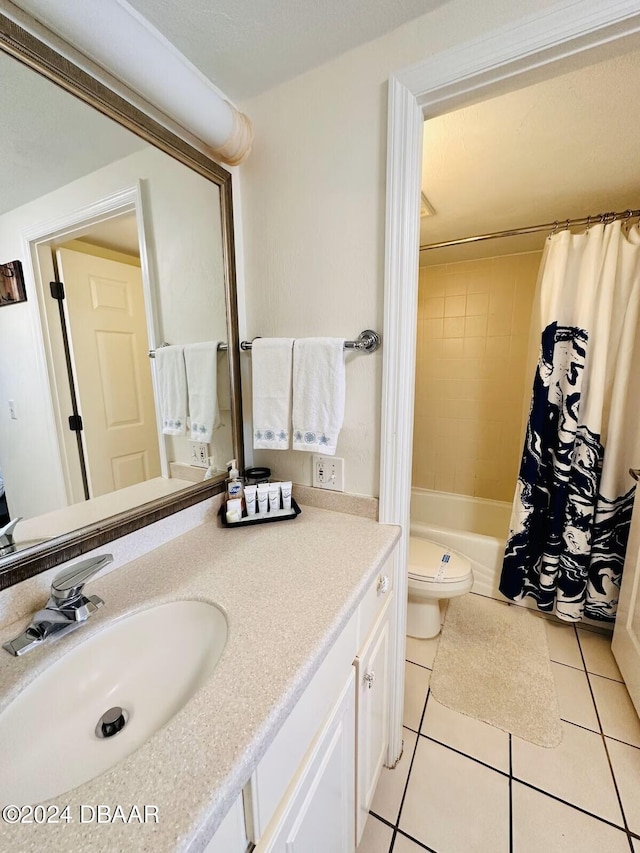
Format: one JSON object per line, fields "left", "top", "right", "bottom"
{"left": 356, "top": 594, "right": 393, "bottom": 844}
{"left": 259, "top": 670, "right": 355, "bottom": 853}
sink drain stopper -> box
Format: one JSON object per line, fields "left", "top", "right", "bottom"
{"left": 96, "top": 706, "right": 128, "bottom": 739}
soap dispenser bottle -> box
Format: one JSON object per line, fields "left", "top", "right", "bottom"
{"left": 226, "top": 459, "right": 244, "bottom": 501}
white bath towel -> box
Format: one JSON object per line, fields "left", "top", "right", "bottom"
{"left": 252, "top": 338, "right": 294, "bottom": 449}
{"left": 184, "top": 341, "right": 222, "bottom": 443}
{"left": 155, "top": 344, "right": 187, "bottom": 436}
{"left": 292, "top": 338, "right": 345, "bottom": 455}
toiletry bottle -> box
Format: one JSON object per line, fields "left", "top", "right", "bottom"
{"left": 226, "top": 459, "right": 244, "bottom": 502}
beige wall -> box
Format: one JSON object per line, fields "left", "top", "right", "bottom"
{"left": 413, "top": 252, "right": 540, "bottom": 502}
{"left": 239, "top": 0, "right": 557, "bottom": 496}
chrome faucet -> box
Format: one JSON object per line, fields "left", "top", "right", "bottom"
{"left": 0, "top": 518, "right": 22, "bottom": 558}
{"left": 2, "top": 553, "right": 113, "bottom": 656}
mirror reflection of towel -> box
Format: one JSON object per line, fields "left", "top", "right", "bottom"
{"left": 155, "top": 345, "right": 187, "bottom": 436}
{"left": 184, "top": 342, "right": 221, "bottom": 443}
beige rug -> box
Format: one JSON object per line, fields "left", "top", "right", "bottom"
{"left": 430, "top": 594, "right": 562, "bottom": 747}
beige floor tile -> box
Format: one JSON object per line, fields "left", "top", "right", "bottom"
{"left": 577, "top": 629, "right": 622, "bottom": 681}
{"left": 590, "top": 675, "right": 640, "bottom": 747}
{"left": 403, "top": 662, "right": 430, "bottom": 731}
{"left": 551, "top": 662, "right": 599, "bottom": 731}
{"left": 405, "top": 634, "right": 439, "bottom": 670}
{"left": 546, "top": 621, "right": 583, "bottom": 669}
{"left": 393, "top": 833, "right": 425, "bottom": 853}
{"left": 420, "top": 694, "right": 510, "bottom": 772}
{"left": 370, "top": 728, "right": 417, "bottom": 824}
{"left": 399, "top": 738, "right": 509, "bottom": 852}
{"left": 512, "top": 782, "right": 630, "bottom": 853}
{"left": 357, "top": 814, "right": 393, "bottom": 853}
{"left": 633, "top": 837, "right": 640, "bottom": 853}
{"left": 606, "top": 738, "right": 640, "bottom": 836}
{"left": 512, "top": 721, "right": 622, "bottom": 825}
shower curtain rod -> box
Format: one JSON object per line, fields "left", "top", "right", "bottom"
{"left": 420, "top": 207, "right": 640, "bottom": 252}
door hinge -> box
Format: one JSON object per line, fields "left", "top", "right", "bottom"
{"left": 50, "top": 280, "right": 65, "bottom": 300}
{"left": 68, "top": 414, "right": 83, "bottom": 432}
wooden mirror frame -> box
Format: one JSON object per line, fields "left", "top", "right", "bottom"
{"left": 0, "top": 13, "right": 244, "bottom": 590}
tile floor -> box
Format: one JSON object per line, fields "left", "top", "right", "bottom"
{"left": 358, "top": 594, "right": 640, "bottom": 853}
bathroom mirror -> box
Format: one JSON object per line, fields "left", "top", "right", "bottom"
{"left": 0, "top": 14, "right": 243, "bottom": 589}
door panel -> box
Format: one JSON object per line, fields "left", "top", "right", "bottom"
{"left": 56, "top": 247, "right": 160, "bottom": 497}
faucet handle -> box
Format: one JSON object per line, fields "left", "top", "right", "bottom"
{"left": 0, "top": 517, "right": 22, "bottom": 544}
{"left": 51, "top": 554, "right": 113, "bottom": 604}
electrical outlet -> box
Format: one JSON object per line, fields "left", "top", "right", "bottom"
{"left": 189, "top": 441, "right": 210, "bottom": 468}
{"left": 312, "top": 454, "right": 345, "bottom": 491}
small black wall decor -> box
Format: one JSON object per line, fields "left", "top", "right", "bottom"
{"left": 0, "top": 260, "right": 27, "bottom": 306}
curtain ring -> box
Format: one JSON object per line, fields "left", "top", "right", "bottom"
{"left": 585, "top": 215, "right": 591, "bottom": 232}
{"left": 549, "top": 220, "right": 559, "bottom": 240}
{"left": 564, "top": 219, "right": 570, "bottom": 231}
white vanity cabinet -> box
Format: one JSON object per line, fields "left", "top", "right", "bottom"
{"left": 209, "top": 548, "right": 397, "bottom": 853}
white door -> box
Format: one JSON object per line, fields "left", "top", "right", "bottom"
{"left": 612, "top": 476, "right": 640, "bottom": 715}
{"left": 56, "top": 247, "right": 160, "bottom": 497}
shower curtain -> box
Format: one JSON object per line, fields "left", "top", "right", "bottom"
{"left": 500, "top": 220, "right": 640, "bottom": 622}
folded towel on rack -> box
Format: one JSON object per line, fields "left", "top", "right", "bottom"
{"left": 155, "top": 344, "right": 187, "bottom": 436}
{"left": 184, "top": 341, "right": 222, "bottom": 443}
{"left": 252, "top": 338, "right": 294, "bottom": 450}
{"left": 292, "top": 338, "right": 346, "bottom": 455}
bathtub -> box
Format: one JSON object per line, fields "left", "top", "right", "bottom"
{"left": 410, "top": 488, "right": 511, "bottom": 599}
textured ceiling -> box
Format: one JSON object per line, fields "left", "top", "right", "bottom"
{"left": 124, "top": 0, "right": 447, "bottom": 101}
{"left": 0, "top": 52, "right": 146, "bottom": 216}
{"left": 421, "top": 47, "right": 640, "bottom": 264}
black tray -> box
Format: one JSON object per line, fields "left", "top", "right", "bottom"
{"left": 219, "top": 497, "right": 302, "bottom": 528}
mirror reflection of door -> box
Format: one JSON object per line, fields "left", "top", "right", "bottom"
{"left": 51, "top": 222, "right": 161, "bottom": 501}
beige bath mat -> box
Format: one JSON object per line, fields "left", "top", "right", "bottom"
{"left": 430, "top": 594, "right": 562, "bottom": 747}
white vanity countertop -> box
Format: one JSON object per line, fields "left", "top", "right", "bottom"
{"left": 0, "top": 504, "right": 400, "bottom": 852}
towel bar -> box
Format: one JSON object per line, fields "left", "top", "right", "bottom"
{"left": 149, "top": 330, "right": 382, "bottom": 358}
{"left": 240, "top": 330, "right": 381, "bottom": 354}
{"left": 149, "top": 342, "right": 228, "bottom": 357}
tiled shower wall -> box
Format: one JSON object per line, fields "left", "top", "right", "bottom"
{"left": 412, "top": 252, "right": 541, "bottom": 502}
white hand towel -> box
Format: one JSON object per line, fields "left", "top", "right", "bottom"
{"left": 292, "top": 338, "right": 345, "bottom": 455}
{"left": 252, "top": 337, "right": 294, "bottom": 449}
{"left": 184, "top": 341, "right": 221, "bottom": 443}
{"left": 155, "top": 344, "right": 187, "bottom": 436}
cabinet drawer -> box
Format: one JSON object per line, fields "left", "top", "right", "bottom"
{"left": 357, "top": 552, "right": 395, "bottom": 650}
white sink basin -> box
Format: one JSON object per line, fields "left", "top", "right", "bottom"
{"left": 0, "top": 600, "right": 227, "bottom": 805}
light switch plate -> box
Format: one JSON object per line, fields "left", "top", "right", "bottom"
{"left": 312, "top": 454, "right": 344, "bottom": 491}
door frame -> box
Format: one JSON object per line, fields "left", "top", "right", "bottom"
{"left": 380, "top": 0, "right": 640, "bottom": 765}
{"left": 22, "top": 181, "right": 167, "bottom": 506}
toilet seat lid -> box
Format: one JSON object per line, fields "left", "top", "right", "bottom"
{"left": 408, "top": 538, "right": 472, "bottom": 583}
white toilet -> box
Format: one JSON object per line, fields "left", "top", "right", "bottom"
{"left": 407, "top": 537, "right": 473, "bottom": 638}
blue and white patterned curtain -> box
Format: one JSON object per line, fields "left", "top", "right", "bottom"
{"left": 500, "top": 221, "right": 640, "bottom": 622}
